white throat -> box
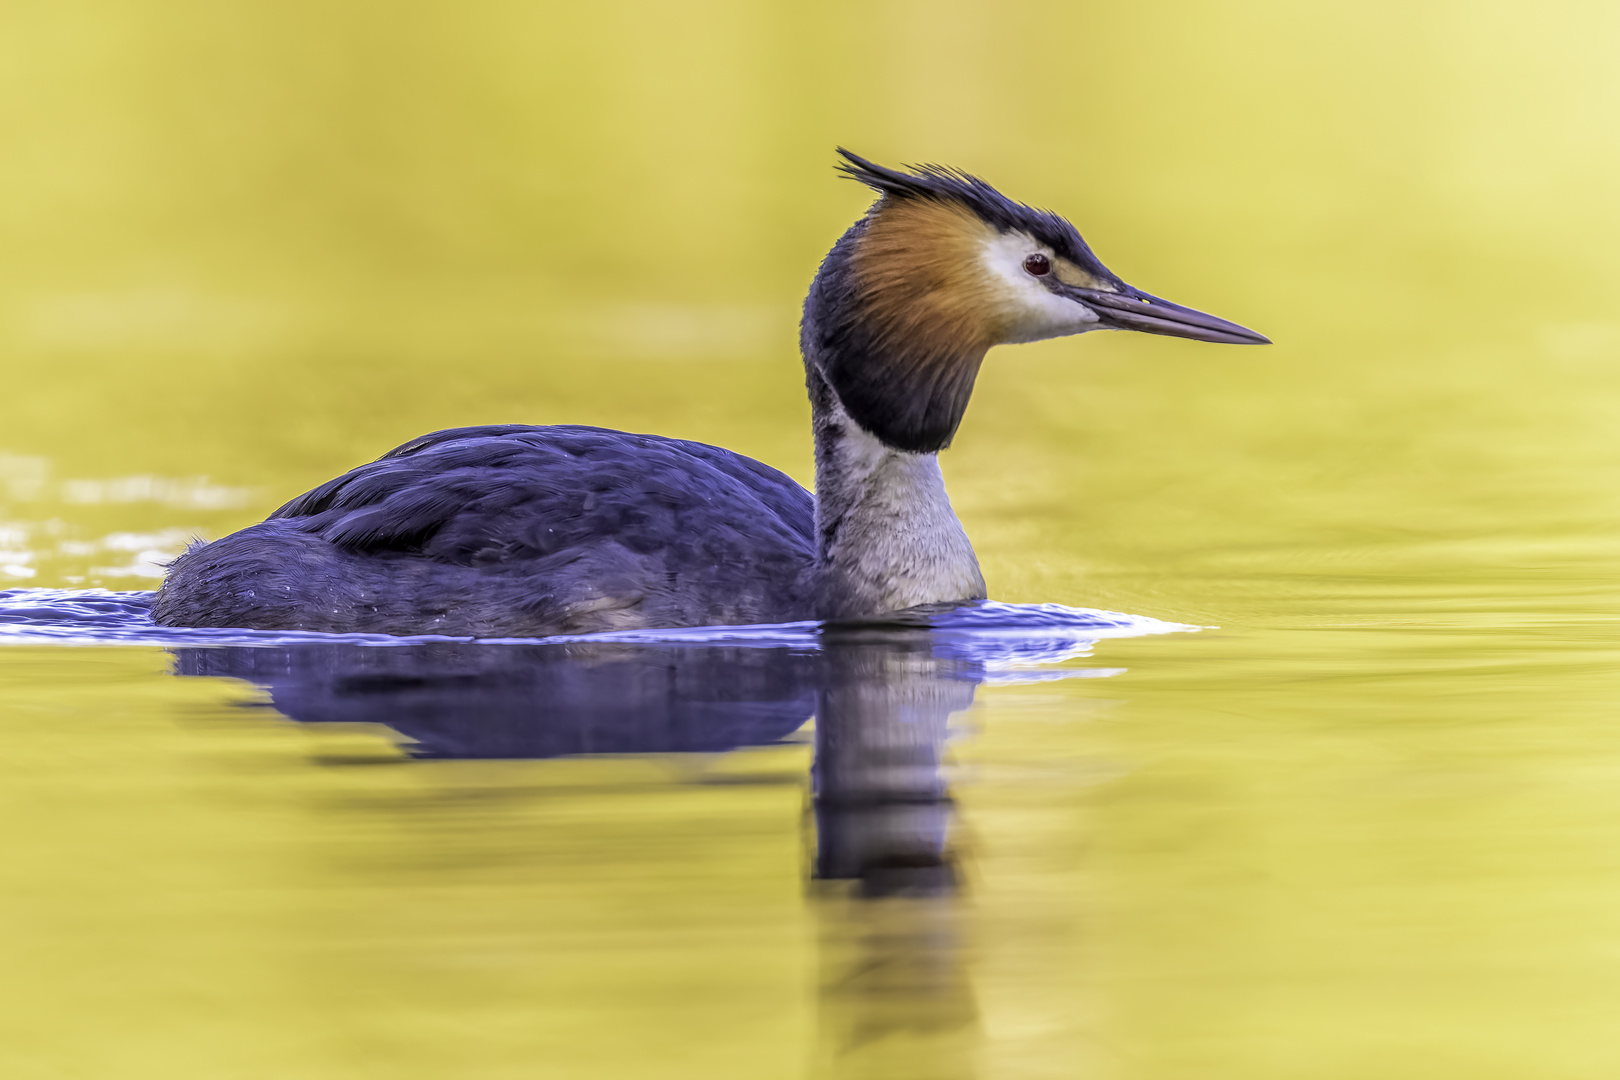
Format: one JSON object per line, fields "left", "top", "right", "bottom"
{"left": 813, "top": 396, "right": 986, "bottom": 620}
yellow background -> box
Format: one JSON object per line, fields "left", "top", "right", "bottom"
{"left": 3, "top": 2, "right": 1620, "bottom": 1077}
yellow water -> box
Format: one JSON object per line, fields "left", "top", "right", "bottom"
{"left": 4, "top": 1, "right": 1620, "bottom": 1075}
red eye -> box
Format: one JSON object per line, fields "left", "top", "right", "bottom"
{"left": 1023, "top": 253, "right": 1051, "bottom": 276}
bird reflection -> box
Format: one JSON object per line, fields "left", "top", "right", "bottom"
{"left": 172, "top": 629, "right": 978, "bottom": 889}
{"left": 172, "top": 627, "right": 992, "bottom": 1074}
{"left": 172, "top": 641, "right": 819, "bottom": 758}
{"left": 809, "top": 627, "right": 981, "bottom": 1077}
{"left": 0, "top": 584, "right": 1163, "bottom": 1075}
{"left": 812, "top": 626, "right": 976, "bottom": 894}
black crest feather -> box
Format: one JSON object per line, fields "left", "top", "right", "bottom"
{"left": 834, "top": 148, "right": 1119, "bottom": 287}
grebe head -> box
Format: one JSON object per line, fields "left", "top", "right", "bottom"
{"left": 803, "top": 149, "right": 1269, "bottom": 454}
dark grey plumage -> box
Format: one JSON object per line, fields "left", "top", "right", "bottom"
{"left": 152, "top": 425, "right": 817, "bottom": 637}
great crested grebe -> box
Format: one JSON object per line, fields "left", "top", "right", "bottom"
{"left": 153, "top": 151, "right": 1268, "bottom": 637}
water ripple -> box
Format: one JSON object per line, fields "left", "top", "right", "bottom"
{"left": 0, "top": 588, "right": 1198, "bottom": 673}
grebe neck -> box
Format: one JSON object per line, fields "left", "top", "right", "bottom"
{"left": 805, "top": 367, "right": 985, "bottom": 620}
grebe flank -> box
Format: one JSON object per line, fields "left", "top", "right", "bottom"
{"left": 153, "top": 151, "right": 1268, "bottom": 637}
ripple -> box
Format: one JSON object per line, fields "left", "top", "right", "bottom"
{"left": 0, "top": 588, "right": 1200, "bottom": 674}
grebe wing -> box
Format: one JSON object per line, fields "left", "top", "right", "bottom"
{"left": 269, "top": 424, "right": 814, "bottom": 564}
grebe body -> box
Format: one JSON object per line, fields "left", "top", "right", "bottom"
{"left": 154, "top": 152, "right": 1267, "bottom": 636}
{"left": 153, "top": 425, "right": 817, "bottom": 636}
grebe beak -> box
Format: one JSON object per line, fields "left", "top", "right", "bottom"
{"left": 1062, "top": 284, "right": 1271, "bottom": 345}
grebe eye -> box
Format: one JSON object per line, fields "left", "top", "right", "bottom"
{"left": 1023, "top": 254, "right": 1051, "bottom": 276}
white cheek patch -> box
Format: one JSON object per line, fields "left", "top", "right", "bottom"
{"left": 978, "top": 232, "right": 1100, "bottom": 343}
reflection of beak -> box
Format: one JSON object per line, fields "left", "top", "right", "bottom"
{"left": 1061, "top": 283, "right": 1271, "bottom": 345}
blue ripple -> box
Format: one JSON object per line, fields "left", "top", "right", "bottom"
{"left": 0, "top": 588, "right": 1200, "bottom": 673}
